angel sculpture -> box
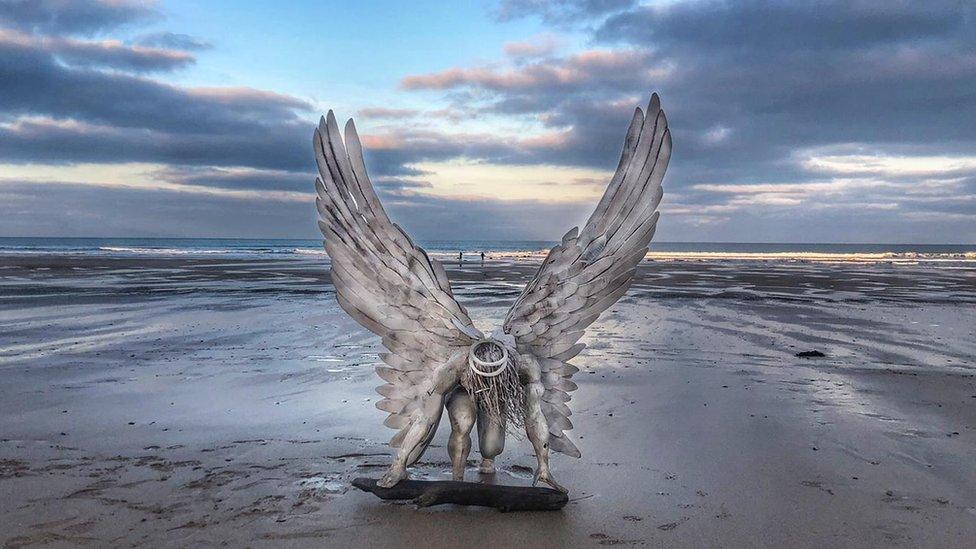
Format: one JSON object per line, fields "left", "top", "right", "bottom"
{"left": 313, "top": 93, "right": 671, "bottom": 493}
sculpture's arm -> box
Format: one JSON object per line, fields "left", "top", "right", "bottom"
{"left": 520, "top": 354, "right": 567, "bottom": 492}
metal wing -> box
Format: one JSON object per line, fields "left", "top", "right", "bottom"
{"left": 313, "top": 111, "right": 480, "bottom": 447}
{"left": 503, "top": 93, "right": 671, "bottom": 457}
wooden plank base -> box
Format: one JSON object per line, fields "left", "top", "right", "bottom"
{"left": 352, "top": 477, "right": 569, "bottom": 512}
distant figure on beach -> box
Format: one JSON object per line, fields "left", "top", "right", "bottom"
{"left": 458, "top": 251, "right": 463, "bottom": 267}
{"left": 480, "top": 251, "right": 485, "bottom": 265}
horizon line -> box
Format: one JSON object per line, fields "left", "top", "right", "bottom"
{"left": 1, "top": 236, "right": 974, "bottom": 247}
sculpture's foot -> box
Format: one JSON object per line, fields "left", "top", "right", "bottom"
{"left": 533, "top": 468, "right": 568, "bottom": 493}
{"left": 478, "top": 458, "right": 496, "bottom": 475}
{"left": 378, "top": 464, "right": 407, "bottom": 488}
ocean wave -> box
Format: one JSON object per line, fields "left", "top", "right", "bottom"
{"left": 291, "top": 247, "right": 328, "bottom": 256}
{"left": 478, "top": 249, "right": 976, "bottom": 264}
{"left": 641, "top": 251, "right": 976, "bottom": 263}
{"left": 0, "top": 239, "right": 972, "bottom": 264}
{"left": 98, "top": 246, "right": 236, "bottom": 255}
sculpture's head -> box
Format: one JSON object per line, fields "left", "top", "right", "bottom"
{"left": 468, "top": 338, "right": 508, "bottom": 377}
{"left": 460, "top": 329, "right": 525, "bottom": 425}
{"left": 467, "top": 329, "right": 517, "bottom": 377}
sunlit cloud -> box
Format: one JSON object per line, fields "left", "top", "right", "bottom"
{"left": 503, "top": 33, "right": 562, "bottom": 59}
{"left": 356, "top": 107, "right": 421, "bottom": 120}
{"left": 404, "top": 160, "right": 610, "bottom": 203}
{"left": 801, "top": 151, "right": 976, "bottom": 178}
{"left": 400, "top": 49, "right": 665, "bottom": 91}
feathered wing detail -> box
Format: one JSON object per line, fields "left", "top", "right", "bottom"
{"left": 314, "top": 111, "right": 479, "bottom": 447}
{"left": 504, "top": 93, "right": 671, "bottom": 457}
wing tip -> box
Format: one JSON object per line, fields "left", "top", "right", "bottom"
{"left": 649, "top": 92, "right": 660, "bottom": 113}
{"left": 313, "top": 122, "right": 324, "bottom": 144}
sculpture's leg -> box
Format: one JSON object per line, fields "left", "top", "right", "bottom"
{"left": 476, "top": 410, "right": 506, "bottom": 474}
{"left": 378, "top": 392, "right": 445, "bottom": 488}
{"left": 521, "top": 357, "right": 567, "bottom": 493}
{"left": 445, "top": 388, "right": 476, "bottom": 481}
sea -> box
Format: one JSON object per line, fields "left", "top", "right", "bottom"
{"left": 0, "top": 237, "right": 974, "bottom": 264}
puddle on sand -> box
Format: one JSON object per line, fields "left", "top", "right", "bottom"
{"left": 307, "top": 355, "right": 344, "bottom": 363}
{"left": 297, "top": 475, "right": 347, "bottom": 494}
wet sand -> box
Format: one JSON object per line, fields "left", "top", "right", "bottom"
{"left": 1, "top": 253, "right": 975, "bottom": 547}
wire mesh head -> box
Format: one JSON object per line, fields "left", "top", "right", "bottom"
{"left": 461, "top": 339, "right": 525, "bottom": 431}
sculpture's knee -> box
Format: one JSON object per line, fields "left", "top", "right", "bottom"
{"left": 477, "top": 413, "right": 506, "bottom": 459}
{"left": 446, "top": 389, "right": 476, "bottom": 435}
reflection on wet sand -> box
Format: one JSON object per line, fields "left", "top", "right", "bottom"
{"left": 0, "top": 253, "right": 974, "bottom": 547}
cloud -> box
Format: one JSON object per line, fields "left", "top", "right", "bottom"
{"left": 151, "top": 166, "right": 314, "bottom": 192}
{"left": 0, "top": 177, "right": 595, "bottom": 241}
{"left": 385, "top": 0, "right": 976, "bottom": 240}
{"left": 2, "top": 0, "right": 975, "bottom": 242}
{"left": 356, "top": 107, "right": 420, "bottom": 120}
{"left": 401, "top": 49, "right": 659, "bottom": 92}
{"left": 0, "top": 116, "right": 310, "bottom": 172}
{"left": 0, "top": 0, "right": 317, "bottom": 175}
{"left": 0, "top": 179, "right": 315, "bottom": 238}
{"left": 503, "top": 34, "right": 561, "bottom": 59}
{"left": 495, "top": 0, "right": 635, "bottom": 24}
{"left": 371, "top": 176, "right": 433, "bottom": 194}
{"left": 0, "top": 27, "right": 194, "bottom": 72}
{"left": 596, "top": 1, "right": 970, "bottom": 53}
{"left": 0, "top": 27, "right": 313, "bottom": 171}
{"left": 0, "top": 31, "right": 311, "bottom": 134}
{"left": 134, "top": 31, "right": 212, "bottom": 51}
{"left": 798, "top": 150, "right": 976, "bottom": 179}
{"left": 0, "top": 0, "right": 159, "bottom": 35}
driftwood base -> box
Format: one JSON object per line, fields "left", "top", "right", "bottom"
{"left": 352, "top": 477, "right": 568, "bottom": 512}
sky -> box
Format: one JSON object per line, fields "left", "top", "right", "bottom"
{"left": 1, "top": 0, "right": 974, "bottom": 243}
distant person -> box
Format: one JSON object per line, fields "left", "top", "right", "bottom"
{"left": 480, "top": 251, "right": 485, "bottom": 264}
{"left": 458, "top": 251, "right": 463, "bottom": 267}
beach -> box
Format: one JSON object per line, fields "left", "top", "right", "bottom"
{"left": 1, "top": 249, "right": 974, "bottom": 547}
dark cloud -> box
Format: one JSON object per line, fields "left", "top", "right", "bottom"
{"left": 2, "top": 0, "right": 974, "bottom": 242}
{"left": 371, "top": 177, "right": 433, "bottom": 193}
{"left": 0, "top": 38, "right": 310, "bottom": 133}
{"left": 387, "top": 193, "right": 593, "bottom": 242}
{"left": 381, "top": 0, "right": 976, "bottom": 241}
{"left": 0, "top": 0, "right": 315, "bottom": 174}
{"left": 596, "top": 1, "right": 972, "bottom": 52}
{"left": 495, "top": 0, "right": 635, "bottom": 24}
{"left": 0, "top": 0, "right": 158, "bottom": 35}
{"left": 0, "top": 179, "right": 316, "bottom": 238}
{"left": 584, "top": 0, "right": 976, "bottom": 188}
{"left": 0, "top": 178, "right": 595, "bottom": 241}
{"left": 0, "top": 116, "right": 310, "bottom": 172}
{"left": 152, "top": 167, "right": 313, "bottom": 192}
{"left": 134, "top": 31, "right": 212, "bottom": 51}
{"left": 0, "top": 29, "right": 313, "bottom": 171}
{"left": 356, "top": 107, "right": 420, "bottom": 120}
{"left": 1, "top": 28, "right": 195, "bottom": 72}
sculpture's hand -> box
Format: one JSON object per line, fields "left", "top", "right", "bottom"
{"left": 378, "top": 464, "right": 407, "bottom": 488}
{"left": 533, "top": 468, "right": 568, "bottom": 493}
